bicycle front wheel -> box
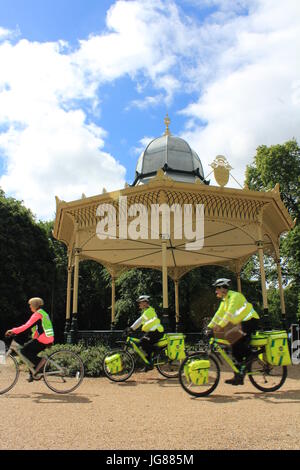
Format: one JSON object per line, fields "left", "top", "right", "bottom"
{"left": 43, "top": 350, "right": 84, "bottom": 394}
{"left": 155, "top": 350, "right": 181, "bottom": 378}
{"left": 248, "top": 357, "right": 287, "bottom": 392}
{"left": 103, "top": 349, "right": 135, "bottom": 382}
{"left": 179, "top": 352, "right": 220, "bottom": 397}
{"left": 0, "top": 354, "right": 19, "bottom": 394}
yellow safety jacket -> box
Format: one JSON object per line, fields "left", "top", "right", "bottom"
{"left": 208, "top": 290, "right": 259, "bottom": 329}
{"left": 131, "top": 307, "right": 164, "bottom": 333}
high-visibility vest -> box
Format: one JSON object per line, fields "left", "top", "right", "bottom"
{"left": 208, "top": 290, "right": 259, "bottom": 329}
{"left": 141, "top": 307, "right": 164, "bottom": 333}
{"left": 31, "top": 309, "right": 54, "bottom": 338}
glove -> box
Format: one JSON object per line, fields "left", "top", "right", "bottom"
{"left": 124, "top": 327, "right": 133, "bottom": 336}
{"left": 203, "top": 328, "right": 213, "bottom": 338}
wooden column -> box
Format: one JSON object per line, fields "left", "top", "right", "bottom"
{"left": 64, "top": 259, "right": 73, "bottom": 342}
{"left": 174, "top": 279, "right": 180, "bottom": 325}
{"left": 70, "top": 225, "right": 80, "bottom": 343}
{"left": 276, "top": 258, "right": 286, "bottom": 316}
{"left": 111, "top": 276, "right": 116, "bottom": 327}
{"left": 162, "top": 239, "right": 168, "bottom": 310}
{"left": 72, "top": 248, "right": 80, "bottom": 315}
{"left": 257, "top": 239, "right": 269, "bottom": 329}
{"left": 236, "top": 272, "right": 242, "bottom": 293}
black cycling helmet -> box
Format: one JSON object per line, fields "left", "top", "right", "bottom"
{"left": 212, "top": 278, "right": 231, "bottom": 288}
{"left": 136, "top": 295, "right": 150, "bottom": 303}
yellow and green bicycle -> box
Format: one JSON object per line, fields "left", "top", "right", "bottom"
{"left": 179, "top": 330, "right": 291, "bottom": 397}
{"left": 103, "top": 330, "right": 186, "bottom": 382}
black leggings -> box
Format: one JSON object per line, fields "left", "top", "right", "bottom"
{"left": 21, "top": 339, "right": 49, "bottom": 367}
{"left": 231, "top": 318, "right": 260, "bottom": 363}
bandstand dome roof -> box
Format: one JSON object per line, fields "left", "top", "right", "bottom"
{"left": 133, "top": 133, "right": 208, "bottom": 186}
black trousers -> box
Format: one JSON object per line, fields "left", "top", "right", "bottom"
{"left": 21, "top": 339, "right": 49, "bottom": 367}
{"left": 231, "top": 318, "right": 260, "bottom": 363}
{"left": 140, "top": 330, "right": 164, "bottom": 358}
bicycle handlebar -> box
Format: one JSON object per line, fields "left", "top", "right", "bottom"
{"left": 123, "top": 327, "right": 133, "bottom": 338}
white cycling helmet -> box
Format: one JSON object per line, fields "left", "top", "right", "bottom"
{"left": 212, "top": 278, "right": 231, "bottom": 288}
{"left": 136, "top": 295, "right": 150, "bottom": 303}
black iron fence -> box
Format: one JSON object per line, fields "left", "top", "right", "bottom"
{"left": 77, "top": 330, "right": 204, "bottom": 348}
{"left": 77, "top": 323, "right": 300, "bottom": 361}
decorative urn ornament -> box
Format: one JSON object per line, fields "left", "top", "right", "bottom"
{"left": 210, "top": 155, "right": 232, "bottom": 187}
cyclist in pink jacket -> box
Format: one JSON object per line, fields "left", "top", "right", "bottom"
{"left": 6, "top": 297, "right": 54, "bottom": 381}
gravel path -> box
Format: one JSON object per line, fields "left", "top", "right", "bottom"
{"left": 1, "top": 366, "right": 300, "bottom": 450}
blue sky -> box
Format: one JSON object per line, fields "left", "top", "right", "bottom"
{"left": 0, "top": 0, "right": 299, "bottom": 219}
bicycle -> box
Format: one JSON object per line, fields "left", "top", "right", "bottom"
{"left": 103, "top": 331, "right": 185, "bottom": 382}
{"left": 0, "top": 337, "right": 85, "bottom": 394}
{"left": 178, "top": 331, "right": 289, "bottom": 397}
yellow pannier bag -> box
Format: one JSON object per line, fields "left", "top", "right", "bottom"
{"left": 184, "top": 359, "right": 210, "bottom": 385}
{"left": 265, "top": 331, "right": 291, "bottom": 366}
{"left": 105, "top": 353, "right": 123, "bottom": 374}
{"left": 167, "top": 334, "right": 186, "bottom": 360}
{"left": 250, "top": 333, "right": 268, "bottom": 347}
{"left": 154, "top": 334, "right": 168, "bottom": 348}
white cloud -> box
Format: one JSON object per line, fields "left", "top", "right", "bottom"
{"left": 0, "top": 38, "right": 125, "bottom": 219}
{"left": 0, "top": 0, "right": 204, "bottom": 220}
{"left": 72, "top": 0, "right": 199, "bottom": 97}
{"left": 179, "top": 0, "right": 300, "bottom": 186}
{"left": 126, "top": 94, "right": 164, "bottom": 110}
{"left": 0, "top": 26, "right": 19, "bottom": 41}
{"left": 131, "top": 136, "right": 155, "bottom": 157}
{"left": 0, "top": 0, "right": 299, "bottom": 218}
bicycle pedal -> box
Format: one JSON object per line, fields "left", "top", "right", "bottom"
{"left": 32, "top": 373, "right": 43, "bottom": 381}
{"left": 143, "top": 364, "right": 154, "bottom": 372}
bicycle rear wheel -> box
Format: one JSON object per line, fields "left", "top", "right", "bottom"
{"left": 43, "top": 350, "right": 84, "bottom": 394}
{"left": 155, "top": 350, "right": 181, "bottom": 378}
{"left": 0, "top": 354, "right": 19, "bottom": 394}
{"left": 179, "top": 352, "right": 220, "bottom": 397}
{"left": 248, "top": 357, "right": 287, "bottom": 392}
{"left": 103, "top": 349, "right": 135, "bottom": 382}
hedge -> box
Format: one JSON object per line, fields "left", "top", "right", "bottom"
{"left": 42, "top": 342, "right": 111, "bottom": 377}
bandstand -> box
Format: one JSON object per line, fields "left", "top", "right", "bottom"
{"left": 53, "top": 117, "right": 294, "bottom": 341}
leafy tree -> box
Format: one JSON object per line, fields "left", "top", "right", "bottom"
{"left": 245, "top": 140, "right": 300, "bottom": 322}
{"left": 114, "top": 268, "right": 163, "bottom": 328}
{"left": 0, "top": 190, "right": 55, "bottom": 337}
{"left": 112, "top": 264, "right": 262, "bottom": 332}
{"left": 38, "top": 221, "right": 112, "bottom": 336}
{"left": 77, "top": 260, "right": 111, "bottom": 330}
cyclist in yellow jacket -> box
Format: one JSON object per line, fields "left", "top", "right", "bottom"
{"left": 129, "top": 295, "right": 164, "bottom": 369}
{"left": 208, "top": 278, "right": 260, "bottom": 385}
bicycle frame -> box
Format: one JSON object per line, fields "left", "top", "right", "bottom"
{"left": 124, "top": 336, "right": 168, "bottom": 366}
{"left": 209, "top": 337, "right": 265, "bottom": 375}
{"left": 1, "top": 338, "right": 84, "bottom": 395}
{"left": 126, "top": 336, "right": 150, "bottom": 364}
{"left": 7, "top": 340, "right": 64, "bottom": 378}
{"left": 7, "top": 340, "right": 36, "bottom": 374}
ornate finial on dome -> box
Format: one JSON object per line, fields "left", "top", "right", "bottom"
{"left": 164, "top": 113, "right": 171, "bottom": 136}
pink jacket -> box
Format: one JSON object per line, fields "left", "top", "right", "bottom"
{"left": 12, "top": 312, "right": 54, "bottom": 345}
